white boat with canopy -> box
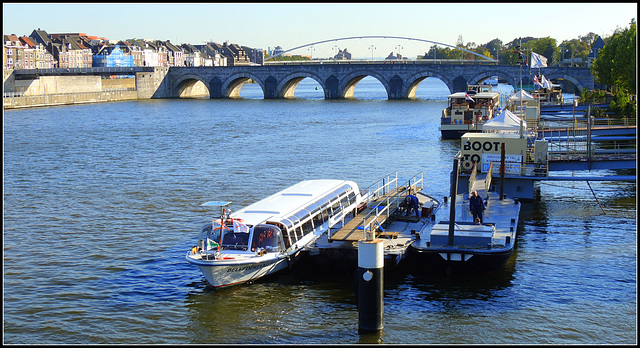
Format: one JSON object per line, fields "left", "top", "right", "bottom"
{"left": 186, "top": 179, "right": 363, "bottom": 288}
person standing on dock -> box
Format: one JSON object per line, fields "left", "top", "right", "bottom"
{"left": 469, "top": 191, "right": 485, "bottom": 223}
{"left": 404, "top": 194, "right": 421, "bottom": 218}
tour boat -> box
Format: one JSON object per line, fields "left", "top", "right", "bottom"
{"left": 440, "top": 84, "right": 501, "bottom": 139}
{"left": 186, "top": 179, "right": 364, "bottom": 288}
{"left": 409, "top": 137, "right": 521, "bottom": 273}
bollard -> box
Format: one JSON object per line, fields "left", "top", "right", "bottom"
{"left": 357, "top": 239, "right": 384, "bottom": 333}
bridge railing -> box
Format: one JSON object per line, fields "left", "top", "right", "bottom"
{"left": 263, "top": 59, "right": 497, "bottom": 65}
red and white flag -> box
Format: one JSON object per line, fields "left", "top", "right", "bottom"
{"left": 465, "top": 93, "right": 475, "bottom": 103}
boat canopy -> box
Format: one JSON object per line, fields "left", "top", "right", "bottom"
{"left": 230, "top": 180, "right": 358, "bottom": 226}
{"left": 509, "top": 90, "right": 535, "bottom": 101}
{"left": 482, "top": 109, "right": 527, "bottom": 133}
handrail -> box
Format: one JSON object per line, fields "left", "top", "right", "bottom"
{"left": 360, "top": 172, "right": 424, "bottom": 240}
{"left": 468, "top": 162, "right": 478, "bottom": 193}
{"left": 485, "top": 162, "right": 494, "bottom": 196}
{"left": 362, "top": 172, "right": 398, "bottom": 202}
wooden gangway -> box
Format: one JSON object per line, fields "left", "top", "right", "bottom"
{"left": 329, "top": 184, "right": 420, "bottom": 242}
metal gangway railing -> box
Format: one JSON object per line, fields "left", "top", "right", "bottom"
{"left": 360, "top": 172, "right": 399, "bottom": 203}
{"left": 360, "top": 172, "right": 424, "bottom": 241}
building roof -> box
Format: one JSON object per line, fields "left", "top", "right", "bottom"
{"left": 19, "top": 36, "right": 37, "bottom": 48}
{"left": 30, "top": 29, "right": 53, "bottom": 46}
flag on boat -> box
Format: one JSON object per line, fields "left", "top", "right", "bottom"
{"left": 534, "top": 75, "right": 542, "bottom": 88}
{"left": 541, "top": 75, "right": 553, "bottom": 89}
{"left": 465, "top": 93, "right": 475, "bottom": 103}
{"left": 206, "top": 238, "right": 219, "bottom": 250}
{"left": 233, "top": 219, "right": 249, "bottom": 233}
{"left": 531, "top": 51, "right": 548, "bottom": 68}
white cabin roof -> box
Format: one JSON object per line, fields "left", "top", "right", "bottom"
{"left": 230, "top": 179, "right": 358, "bottom": 226}
{"left": 448, "top": 92, "right": 499, "bottom": 99}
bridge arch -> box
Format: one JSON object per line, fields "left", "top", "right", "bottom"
{"left": 468, "top": 69, "right": 517, "bottom": 88}
{"left": 406, "top": 71, "right": 452, "bottom": 97}
{"left": 542, "top": 73, "right": 584, "bottom": 95}
{"left": 222, "top": 72, "right": 266, "bottom": 98}
{"left": 171, "top": 74, "right": 210, "bottom": 98}
{"left": 277, "top": 71, "right": 325, "bottom": 98}
{"left": 340, "top": 70, "right": 390, "bottom": 99}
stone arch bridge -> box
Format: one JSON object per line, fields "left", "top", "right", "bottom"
{"left": 154, "top": 62, "right": 594, "bottom": 100}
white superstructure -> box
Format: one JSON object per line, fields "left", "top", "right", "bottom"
{"left": 186, "top": 179, "right": 363, "bottom": 288}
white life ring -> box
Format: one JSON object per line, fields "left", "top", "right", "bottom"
{"left": 482, "top": 115, "right": 489, "bottom": 121}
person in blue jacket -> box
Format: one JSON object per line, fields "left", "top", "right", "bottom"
{"left": 404, "top": 194, "right": 421, "bottom": 218}
{"left": 469, "top": 190, "right": 485, "bottom": 223}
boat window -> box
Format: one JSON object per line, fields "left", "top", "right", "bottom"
{"left": 306, "top": 202, "right": 320, "bottom": 216}
{"left": 347, "top": 192, "right": 356, "bottom": 205}
{"left": 202, "top": 222, "right": 226, "bottom": 242}
{"left": 312, "top": 210, "right": 324, "bottom": 227}
{"left": 293, "top": 209, "right": 309, "bottom": 222}
{"left": 340, "top": 194, "right": 349, "bottom": 209}
{"left": 279, "top": 218, "right": 295, "bottom": 246}
{"left": 250, "top": 224, "right": 283, "bottom": 252}
{"left": 331, "top": 200, "right": 342, "bottom": 215}
{"left": 333, "top": 187, "right": 347, "bottom": 199}
{"left": 301, "top": 220, "right": 313, "bottom": 235}
{"left": 221, "top": 231, "right": 250, "bottom": 250}
{"left": 321, "top": 208, "right": 329, "bottom": 222}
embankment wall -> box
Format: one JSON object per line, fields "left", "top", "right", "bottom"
{"left": 3, "top": 68, "right": 167, "bottom": 110}
{"left": 4, "top": 90, "right": 138, "bottom": 109}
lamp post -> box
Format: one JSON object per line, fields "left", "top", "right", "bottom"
{"left": 368, "top": 45, "right": 376, "bottom": 61}
{"left": 333, "top": 45, "right": 338, "bottom": 59}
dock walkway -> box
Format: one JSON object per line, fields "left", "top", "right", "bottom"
{"left": 329, "top": 185, "right": 416, "bottom": 242}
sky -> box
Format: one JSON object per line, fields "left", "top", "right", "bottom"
{"left": 3, "top": 2, "right": 636, "bottom": 59}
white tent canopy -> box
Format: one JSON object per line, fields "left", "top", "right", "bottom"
{"left": 509, "top": 89, "right": 535, "bottom": 102}
{"left": 483, "top": 109, "right": 526, "bottom": 133}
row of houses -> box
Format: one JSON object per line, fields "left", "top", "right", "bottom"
{"left": 4, "top": 29, "right": 264, "bottom": 70}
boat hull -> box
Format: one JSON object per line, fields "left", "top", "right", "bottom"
{"left": 407, "top": 245, "right": 513, "bottom": 273}
{"left": 440, "top": 127, "right": 481, "bottom": 139}
{"left": 186, "top": 254, "right": 291, "bottom": 288}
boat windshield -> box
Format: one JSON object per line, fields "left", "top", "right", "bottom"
{"left": 201, "top": 223, "right": 222, "bottom": 242}
{"left": 250, "top": 224, "right": 284, "bottom": 252}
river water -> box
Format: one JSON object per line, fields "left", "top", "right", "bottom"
{"left": 3, "top": 78, "right": 636, "bottom": 344}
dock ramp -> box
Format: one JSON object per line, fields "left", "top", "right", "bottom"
{"left": 329, "top": 173, "right": 424, "bottom": 242}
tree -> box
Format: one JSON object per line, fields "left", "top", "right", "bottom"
{"left": 579, "top": 32, "right": 599, "bottom": 47}
{"left": 591, "top": 19, "right": 636, "bottom": 94}
{"left": 526, "top": 37, "right": 558, "bottom": 65}
{"left": 484, "top": 38, "right": 503, "bottom": 61}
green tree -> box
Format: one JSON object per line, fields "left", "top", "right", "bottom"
{"left": 591, "top": 19, "right": 636, "bottom": 94}
{"left": 484, "top": 38, "right": 503, "bottom": 62}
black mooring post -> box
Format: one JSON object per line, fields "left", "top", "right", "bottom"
{"left": 448, "top": 157, "right": 460, "bottom": 246}
{"left": 357, "top": 239, "right": 384, "bottom": 333}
